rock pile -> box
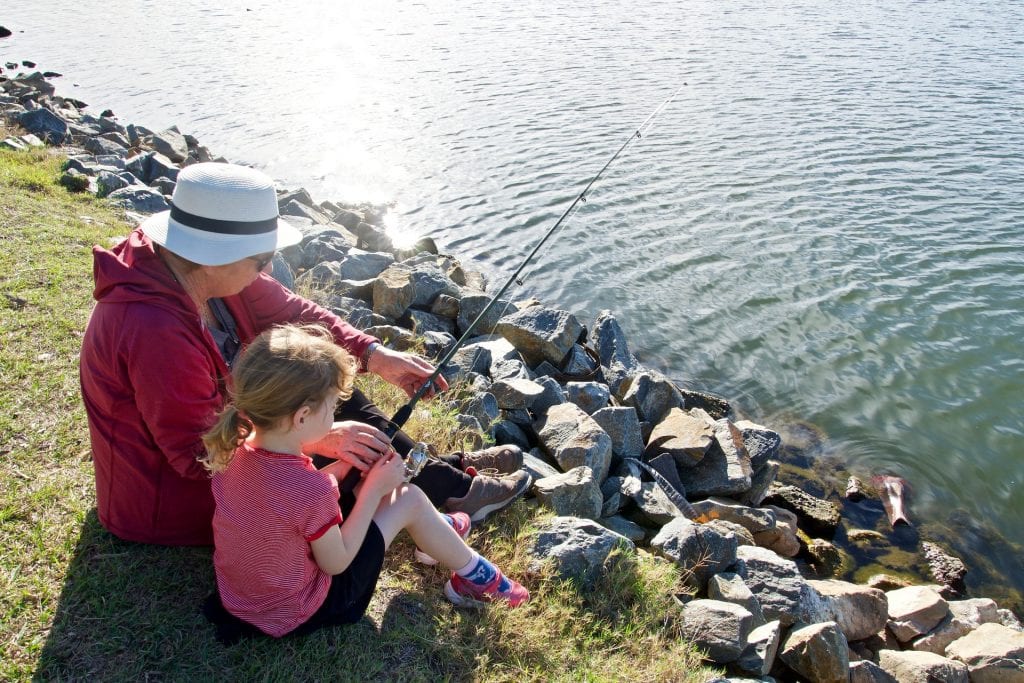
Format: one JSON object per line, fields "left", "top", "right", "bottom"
{"left": 4, "top": 68, "right": 1022, "bottom": 682}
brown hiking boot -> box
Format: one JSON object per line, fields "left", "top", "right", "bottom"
{"left": 459, "top": 445, "right": 524, "bottom": 474}
{"left": 444, "top": 469, "right": 532, "bottom": 523}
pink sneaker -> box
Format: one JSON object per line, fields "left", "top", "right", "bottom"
{"left": 414, "top": 512, "right": 472, "bottom": 566}
{"left": 444, "top": 570, "right": 530, "bottom": 608}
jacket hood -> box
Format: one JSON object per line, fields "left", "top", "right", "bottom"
{"left": 92, "top": 229, "right": 196, "bottom": 318}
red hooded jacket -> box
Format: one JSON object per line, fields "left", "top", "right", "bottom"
{"left": 80, "top": 229, "right": 377, "bottom": 545}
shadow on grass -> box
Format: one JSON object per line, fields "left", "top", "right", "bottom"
{"left": 34, "top": 510, "right": 457, "bottom": 681}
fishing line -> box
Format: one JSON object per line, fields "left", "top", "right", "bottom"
{"left": 384, "top": 82, "right": 689, "bottom": 438}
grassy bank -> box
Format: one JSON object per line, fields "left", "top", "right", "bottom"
{"left": 0, "top": 141, "right": 714, "bottom": 681}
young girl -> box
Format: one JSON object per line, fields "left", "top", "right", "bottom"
{"left": 202, "top": 324, "right": 528, "bottom": 638}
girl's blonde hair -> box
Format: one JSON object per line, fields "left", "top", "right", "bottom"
{"left": 201, "top": 324, "right": 356, "bottom": 472}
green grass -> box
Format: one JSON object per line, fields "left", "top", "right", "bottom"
{"left": 0, "top": 138, "right": 716, "bottom": 682}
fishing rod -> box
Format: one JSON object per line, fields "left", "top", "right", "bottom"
{"left": 386, "top": 83, "right": 688, "bottom": 441}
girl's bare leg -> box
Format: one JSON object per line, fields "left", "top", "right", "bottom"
{"left": 372, "top": 484, "right": 473, "bottom": 569}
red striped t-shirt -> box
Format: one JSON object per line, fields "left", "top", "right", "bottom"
{"left": 211, "top": 444, "right": 342, "bottom": 637}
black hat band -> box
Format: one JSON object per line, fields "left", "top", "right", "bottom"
{"left": 170, "top": 203, "right": 279, "bottom": 236}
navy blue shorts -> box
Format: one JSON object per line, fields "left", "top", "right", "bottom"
{"left": 203, "top": 490, "right": 385, "bottom": 642}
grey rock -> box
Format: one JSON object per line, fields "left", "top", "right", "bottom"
{"left": 849, "top": 660, "right": 898, "bottom": 683}
{"left": 565, "top": 381, "right": 610, "bottom": 415}
{"left": 495, "top": 306, "right": 584, "bottom": 367}
{"left": 457, "top": 291, "right": 517, "bottom": 336}
{"left": 147, "top": 152, "right": 179, "bottom": 182}
{"left": 591, "top": 310, "right": 640, "bottom": 398}
{"left": 591, "top": 406, "right": 644, "bottom": 462}
{"left": 106, "top": 186, "right": 169, "bottom": 214}
{"left": 690, "top": 498, "right": 776, "bottom": 536}
{"left": 632, "top": 480, "right": 683, "bottom": 526}
{"left": 529, "top": 516, "right": 634, "bottom": 583}
{"left": 741, "top": 459, "right": 780, "bottom": 507}
{"left": 680, "top": 599, "right": 754, "bottom": 664}
{"left": 921, "top": 542, "right": 967, "bottom": 596}
{"left": 708, "top": 572, "right": 766, "bottom": 626}
{"left": 810, "top": 579, "right": 889, "bottom": 642}
{"left": 651, "top": 517, "right": 738, "bottom": 591}
{"left": 430, "top": 293, "right": 461, "bottom": 319}
{"left": 762, "top": 483, "right": 841, "bottom": 539}
{"left": 945, "top": 622, "right": 1024, "bottom": 682}
{"left": 534, "top": 466, "right": 603, "bottom": 520}
{"left": 84, "top": 135, "right": 127, "bottom": 156}
{"left": 17, "top": 108, "right": 68, "bottom": 144}
{"left": 353, "top": 220, "right": 393, "bottom": 252}
{"left": 149, "top": 176, "right": 176, "bottom": 197}
{"left": 457, "top": 392, "right": 500, "bottom": 432}
{"left": 490, "top": 420, "right": 531, "bottom": 451}
{"left": 282, "top": 198, "right": 332, "bottom": 225}
{"left": 885, "top": 585, "right": 949, "bottom": 643}
{"left": 675, "top": 419, "right": 753, "bottom": 498}
{"left": 96, "top": 170, "right": 135, "bottom": 198}
{"left": 751, "top": 504, "right": 801, "bottom": 557}
{"left": 522, "top": 450, "right": 561, "bottom": 482}
{"left": 645, "top": 407, "right": 715, "bottom": 466}
{"left": 401, "top": 308, "right": 456, "bottom": 336}
{"left": 535, "top": 402, "right": 613, "bottom": 483}
{"left": 877, "top": 650, "right": 968, "bottom": 683}
{"left": 598, "top": 515, "right": 647, "bottom": 543}
{"left": 779, "top": 621, "right": 849, "bottom": 683}
{"left": 999, "top": 609, "right": 1024, "bottom": 632}
{"left": 948, "top": 598, "right": 1000, "bottom": 628}
{"left": 735, "top": 420, "right": 782, "bottom": 471}
{"left": 373, "top": 262, "right": 460, "bottom": 319}
{"left": 734, "top": 545, "right": 828, "bottom": 628}
{"left": 336, "top": 249, "right": 394, "bottom": 281}
{"left": 532, "top": 375, "right": 566, "bottom": 414}
{"left": 910, "top": 613, "right": 973, "bottom": 656}
{"left": 150, "top": 127, "right": 189, "bottom": 162}
{"left": 441, "top": 345, "right": 491, "bottom": 384}
{"left": 620, "top": 370, "right": 686, "bottom": 425}
{"left": 737, "top": 620, "right": 782, "bottom": 677}
{"left": 489, "top": 377, "right": 545, "bottom": 410}
{"left": 490, "top": 357, "right": 532, "bottom": 381}
{"left": 561, "top": 344, "right": 599, "bottom": 378}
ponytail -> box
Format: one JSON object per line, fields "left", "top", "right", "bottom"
{"left": 201, "top": 404, "right": 253, "bottom": 473}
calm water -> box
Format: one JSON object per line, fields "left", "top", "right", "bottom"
{"left": 5, "top": 1, "right": 1023, "bottom": 605}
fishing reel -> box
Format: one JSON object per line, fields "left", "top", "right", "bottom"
{"left": 403, "top": 442, "right": 429, "bottom": 481}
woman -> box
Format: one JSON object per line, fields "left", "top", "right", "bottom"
{"left": 80, "top": 162, "right": 530, "bottom": 546}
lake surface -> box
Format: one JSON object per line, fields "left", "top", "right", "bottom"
{"left": 4, "top": 0, "right": 1022, "bottom": 607}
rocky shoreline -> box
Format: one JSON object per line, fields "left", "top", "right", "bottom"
{"left": 3, "top": 65, "right": 1023, "bottom": 682}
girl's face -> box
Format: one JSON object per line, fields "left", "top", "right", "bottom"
{"left": 297, "top": 390, "right": 339, "bottom": 445}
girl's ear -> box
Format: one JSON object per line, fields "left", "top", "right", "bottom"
{"left": 291, "top": 404, "right": 312, "bottom": 431}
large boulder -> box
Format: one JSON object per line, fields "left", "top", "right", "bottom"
{"left": 707, "top": 572, "right": 766, "bottom": 626}
{"left": 675, "top": 419, "right": 753, "bottom": 498}
{"left": 591, "top": 310, "right": 640, "bottom": 398}
{"left": 533, "top": 466, "right": 603, "bottom": 520}
{"left": 620, "top": 370, "right": 685, "bottom": 424}
{"left": 644, "top": 407, "right": 715, "bottom": 466}
{"left": 565, "top": 381, "right": 609, "bottom": 415}
{"left": 734, "top": 545, "right": 828, "bottom": 628}
{"left": 810, "top": 579, "right": 889, "bottom": 642}
{"left": 372, "top": 262, "right": 459, "bottom": 320}
{"left": 680, "top": 599, "right": 754, "bottom": 664}
{"left": 150, "top": 127, "right": 189, "bottom": 162}
{"left": 457, "top": 291, "right": 517, "bottom": 336}
{"left": 650, "top": 517, "right": 738, "bottom": 591}
{"left": 877, "top": 650, "right": 968, "bottom": 683}
{"left": 886, "top": 585, "right": 949, "bottom": 643}
{"left": 534, "top": 402, "right": 613, "bottom": 483}
{"left": 945, "top": 622, "right": 1024, "bottom": 682}
{"left": 495, "top": 306, "right": 583, "bottom": 367}
{"left": 529, "top": 516, "right": 634, "bottom": 583}
{"left": 779, "top": 621, "right": 849, "bottom": 683}
{"left": 17, "top": 108, "right": 68, "bottom": 144}
{"left": 736, "top": 620, "right": 782, "bottom": 677}
{"left": 590, "top": 406, "right": 643, "bottom": 463}
{"left": 489, "top": 377, "right": 545, "bottom": 411}
{"left": 106, "top": 186, "right": 169, "bottom": 214}
{"left": 762, "top": 483, "right": 841, "bottom": 539}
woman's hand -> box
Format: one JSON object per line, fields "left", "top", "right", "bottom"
{"left": 360, "top": 449, "right": 406, "bottom": 500}
{"left": 366, "top": 345, "right": 449, "bottom": 399}
{"left": 306, "top": 421, "right": 392, "bottom": 471}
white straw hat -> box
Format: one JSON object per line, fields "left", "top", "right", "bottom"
{"left": 140, "top": 162, "right": 302, "bottom": 266}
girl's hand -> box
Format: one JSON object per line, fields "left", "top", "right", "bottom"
{"left": 306, "top": 421, "right": 391, "bottom": 471}
{"left": 361, "top": 449, "right": 406, "bottom": 499}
